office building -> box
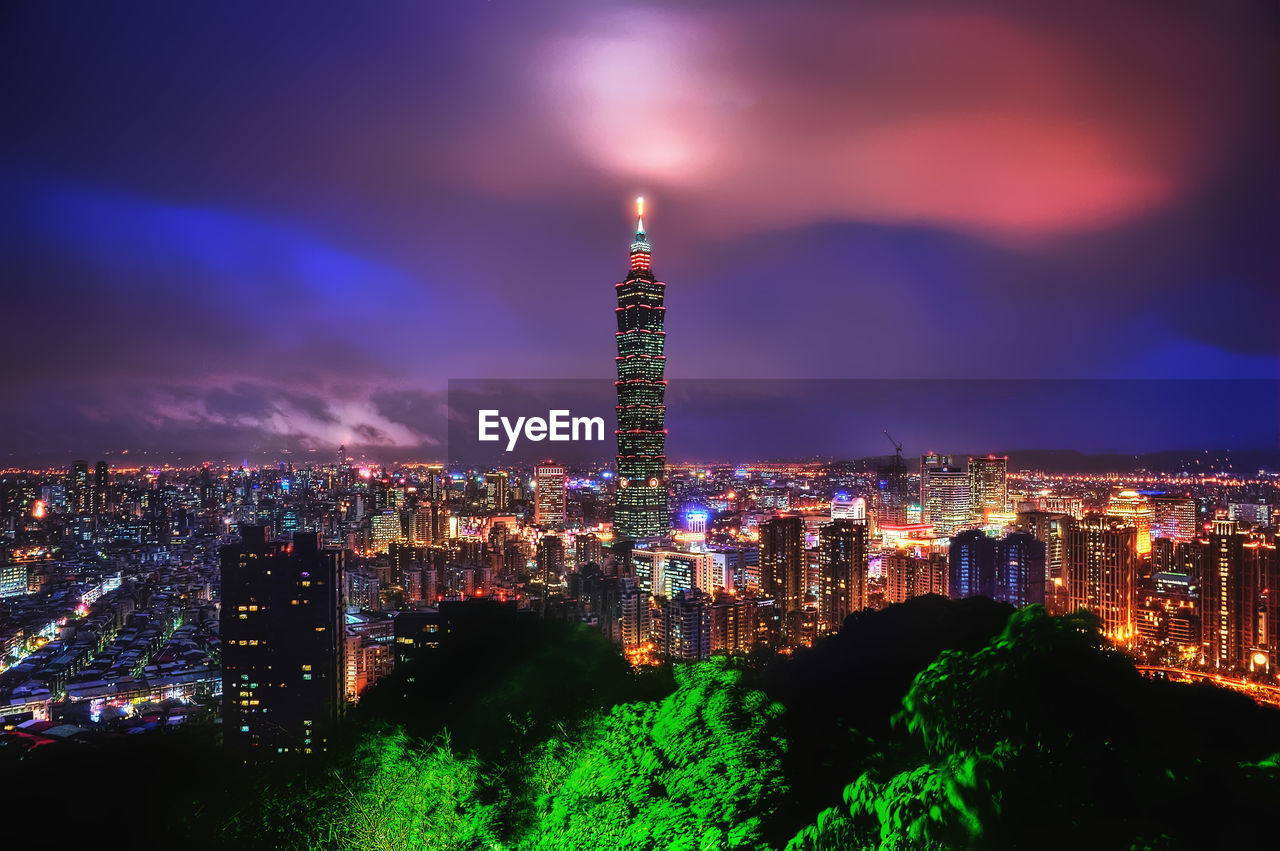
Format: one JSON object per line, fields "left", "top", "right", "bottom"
{"left": 994, "top": 531, "right": 1046, "bottom": 608}
{"left": 760, "top": 515, "right": 805, "bottom": 621}
{"left": 534, "top": 464, "right": 566, "bottom": 529}
{"left": 817, "top": 519, "right": 867, "bottom": 632}
{"left": 613, "top": 198, "right": 670, "bottom": 542}
{"left": 1107, "top": 490, "right": 1153, "bottom": 557}
{"left": 1065, "top": 514, "right": 1136, "bottom": 643}
{"left": 967, "top": 455, "right": 1008, "bottom": 520}
{"left": 949, "top": 530, "right": 997, "bottom": 600}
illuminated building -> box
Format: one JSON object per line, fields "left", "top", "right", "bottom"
{"left": 830, "top": 492, "right": 865, "bottom": 522}
{"left": 535, "top": 534, "right": 565, "bottom": 584}
{"left": 369, "top": 511, "right": 403, "bottom": 553}
{"left": 91, "top": 460, "right": 109, "bottom": 514}
{"left": 0, "top": 561, "right": 28, "bottom": 597}
{"left": 613, "top": 198, "right": 670, "bottom": 542}
{"left": 534, "top": 463, "right": 566, "bottom": 529}
{"left": 1229, "top": 500, "right": 1273, "bottom": 529}
{"left": 1202, "top": 520, "right": 1248, "bottom": 670}
{"left": 760, "top": 515, "right": 804, "bottom": 628}
{"left": 923, "top": 466, "right": 972, "bottom": 537}
{"left": 655, "top": 588, "right": 712, "bottom": 661}
{"left": 885, "top": 550, "right": 948, "bottom": 604}
{"left": 1244, "top": 539, "right": 1279, "bottom": 675}
{"left": 949, "top": 530, "right": 997, "bottom": 600}
{"left": 68, "top": 460, "right": 89, "bottom": 514}
{"left": 684, "top": 509, "right": 709, "bottom": 535}
{"left": 632, "top": 548, "right": 705, "bottom": 599}
{"left": 817, "top": 519, "right": 867, "bottom": 632}
{"left": 994, "top": 531, "right": 1046, "bottom": 608}
{"left": 876, "top": 451, "right": 911, "bottom": 525}
{"left": 1107, "top": 490, "right": 1153, "bottom": 556}
{"left": 221, "top": 528, "right": 345, "bottom": 759}
{"left": 484, "top": 471, "right": 510, "bottom": 512}
{"left": 1152, "top": 495, "right": 1197, "bottom": 541}
{"left": 1065, "top": 514, "right": 1136, "bottom": 643}
{"left": 412, "top": 503, "right": 434, "bottom": 546}
{"left": 1018, "top": 510, "right": 1075, "bottom": 584}
{"left": 967, "top": 455, "right": 1007, "bottom": 520}
{"left": 620, "top": 577, "right": 652, "bottom": 651}
{"left": 575, "top": 532, "right": 603, "bottom": 568}
{"left": 710, "top": 594, "right": 756, "bottom": 654}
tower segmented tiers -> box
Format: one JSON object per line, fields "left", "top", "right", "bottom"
{"left": 614, "top": 197, "right": 670, "bottom": 542}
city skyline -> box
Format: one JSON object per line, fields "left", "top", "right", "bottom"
{"left": 3, "top": 1, "right": 1277, "bottom": 461}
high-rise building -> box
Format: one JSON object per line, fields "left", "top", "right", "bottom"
{"left": 994, "top": 531, "right": 1046, "bottom": 608}
{"left": 1065, "top": 514, "right": 1136, "bottom": 643}
{"left": 949, "top": 530, "right": 997, "bottom": 600}
{"left": 967, "top": 455, "right": 1007, "bottom": 520}
{"left": 830, "top": 492, "right": 865, "bottom": 522}
{"left": 412, "top": 502, "right": 434, "bottom": 546}
{"left": 817, "top": 519, "right": 867, "bottom": 632}
{"left": 68, "top": 460, "right": 89, "bottom": 514}
{"left": 1229, "top": 500, "right": 1273, "bottom": 529}
{"left": 221, "top": 528, "right": 345, "bottom": 759}
{"left": 1152, "top": 495, "right": 1197, "bottom": 541}
{"left": 91, "top": 461, "right": 109, "bottom": 514}
{"left": 613, "top": 198, "right": 669, "bottom": 542}
{"left": 760, "top": 515, "right": 805, "bottom": 622}
{"left": 484, "top": 471, "right": 510, "bottom": 512}
{"left": 885, "top": 550, "right": 949, "bottom": 604}
{"left": 575, "top": 533, "right": 603, "bottom": 568}
{"left": 369, "top": 511, "right": 403, "bottom": 553}
{"left": 656, "top": 588, "right": 713, "bottom": 661}
{"left": 534, "top": 464, "right": 566, "bottom": 529}
{"left": 1107, "top": 490, "right": 1153, "bottom": 556}
{"left": 0, "top": 562, "right": 28, "bottom": 598}
{"left": 922, "top": 464, "right": 972, "bottom": 537}
{"left": 535, "top": 534, "right": 565, "bottom": 585}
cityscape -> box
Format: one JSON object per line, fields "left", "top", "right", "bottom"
{"left": 4, "top": 2, "right": 1278, "bottom": 850}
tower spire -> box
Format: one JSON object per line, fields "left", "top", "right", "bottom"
{"left": 629, "top": 195, "right": 652, "bottom": 276}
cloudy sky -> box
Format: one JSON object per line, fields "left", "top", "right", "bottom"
{"left": 2, "top": 1, "right": 1276, "bottom": 463}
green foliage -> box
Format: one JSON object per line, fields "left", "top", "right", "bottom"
{"left": 331, "top": 728, "right": 502, "bottom": 851}
{"left": 525, "top": 657, "right": 788, "bottom": 850}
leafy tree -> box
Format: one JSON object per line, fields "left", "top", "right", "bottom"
{"left": 526, "top": 658, "right": 788, "bottom": 850}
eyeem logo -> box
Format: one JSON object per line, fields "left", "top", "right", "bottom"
{"left": 478, "top": 410, "right": 605, "bottom": 451}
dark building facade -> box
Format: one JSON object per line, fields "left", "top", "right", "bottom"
{"left": 221, "top": 527, "right": 345, "bottom": 759}
{"left": 949, "top": 529, "right": 997, "bottom": 600}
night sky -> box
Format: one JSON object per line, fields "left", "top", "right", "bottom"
{"left": 2, "top": 1, "right": 1277, "bottom": 463}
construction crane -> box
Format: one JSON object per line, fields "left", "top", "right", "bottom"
{"left": 883, "top": 429, "right": 903, "bottom": 458}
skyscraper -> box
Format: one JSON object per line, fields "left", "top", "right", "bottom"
{"left": 614, "top": 198, "right": 669, "bottom": 542}
{"left": 1065, "top": 514, "right": 1136, "bottom": 643}
{"left": 967, "top": 455, "right": 1007, "bottom": 520}
{"left": 533, "top": 463, "right": 566, "bottom": 528}
{"left": 817, "top": 519, "right": 868, "bottom": 632}
{"left": 1107, "top": 489, "right": 1154, "bottom": 556}
{"left": 949, "top": 529, "right": 997, "bottom": 600}
{"left": 994, "top": 531, "right": 1046, "bottom": 608}
{"left": 923, "top": 465, "right": 972, "bottom": 537}
{"left": 221, "top": 528, "right": 345, "bottom": 759}
{"left": 760, "top": 515, "right": 804, "bottom": 626}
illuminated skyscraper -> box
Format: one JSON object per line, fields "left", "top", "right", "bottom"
{"left": 949, "top": 530, "right": 997, "bottom": 600}
{"left": 923, "top": 466, "right": 972, "bottom": 537}
{"left": 967, "top": 455, "right": 1007, "bottom": 520}
{"left": 760, "top": 515, "right": 805, "bottom": 626}
{"left": 1107, "top": 489, "right": 1153, "bottom": 556}
{"left": 817, "top": 519, "right": 867, "bottom": 632}
{"left": 68, "top": 460, "right": 89, "bottom": 514}
{"left": 484, "top": 471, "right": 510, "bottom": 512}
{"left": 1066, "top": 514, "right": 1136, "bottom": 643}
{"left": 614, "top": 198, "right": 669, "bottom": 542}
{"left": 1152, "top": 494, "right": 1197, "bottom": 541}
{"left": 534, "top": 463, "right": 566, "bottom": 528}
